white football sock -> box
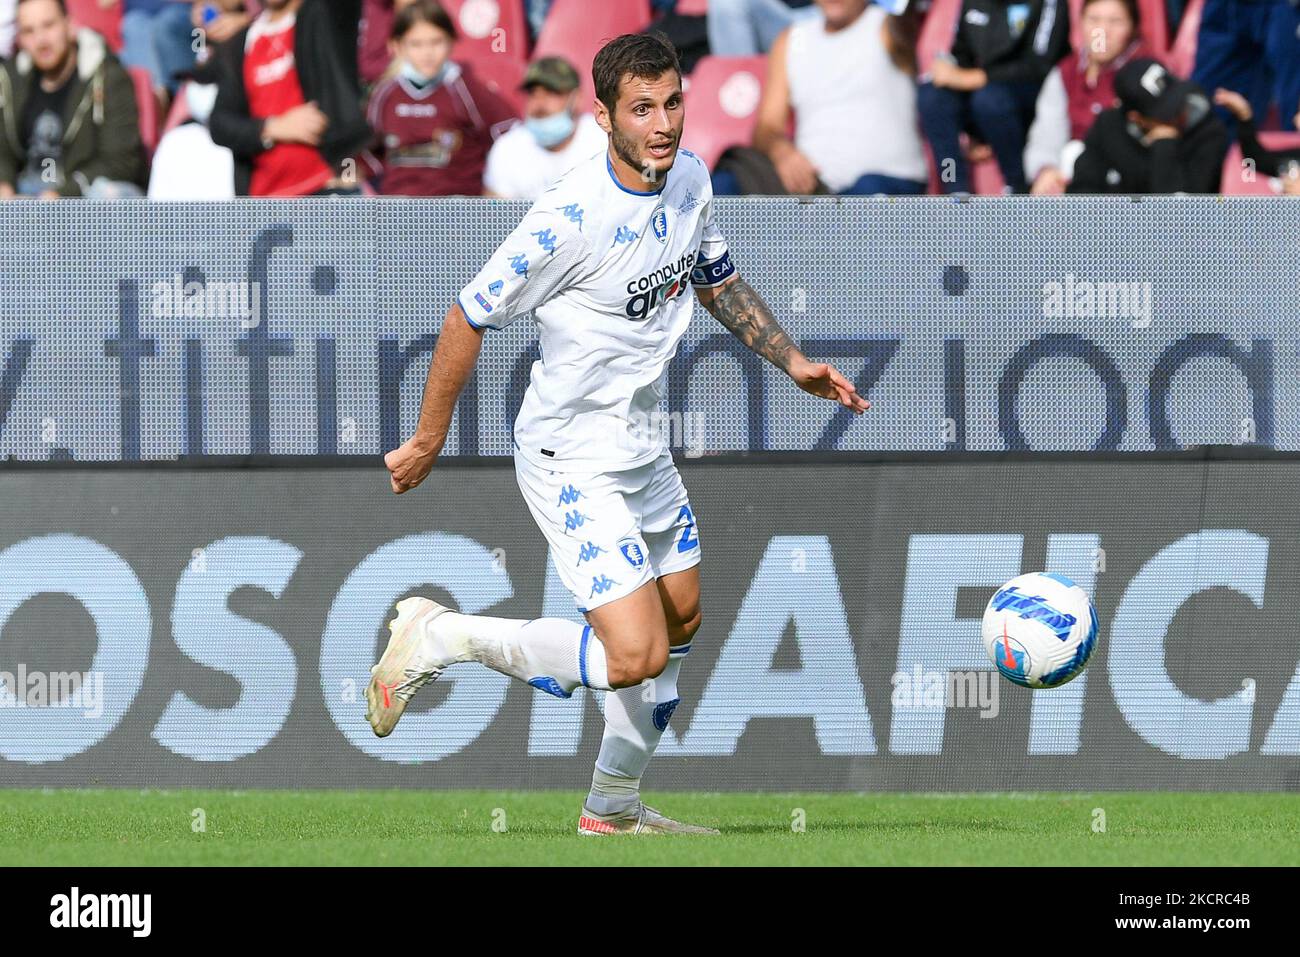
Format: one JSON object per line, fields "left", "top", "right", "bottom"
{"left": 423, "top": 611, "right": 612, "bottom": 695}
{"left": 585, "top": 642, "right": 690, "bottom": 816}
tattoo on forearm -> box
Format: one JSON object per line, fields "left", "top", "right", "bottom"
{"left": 706, "top": 279, "right": 798, "bottom": 371}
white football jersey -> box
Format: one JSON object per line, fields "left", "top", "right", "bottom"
{"left": 457, "top": 146, "right": 735, "bottom": 472}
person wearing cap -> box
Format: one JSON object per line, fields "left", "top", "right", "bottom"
{"left": 362, "top": 0, "right": 517, "bottom": 196}
{"left": 1024, "top": 0, "right": 1153, "bottom": 195}
{"left": 482, "top": 56, "right": 605, "bottom": 200}
{"left": 1068, "top": 57, "right": 1227, "bottom": 193}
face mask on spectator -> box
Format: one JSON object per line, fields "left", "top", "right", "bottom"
{"left": 399, "top": 58, "right": 448, "bottom": 86}
{"left": 185, "top": 82, "right": 219, "bottom": 126}
{"left": 525, "top": 109, "right": 575, "bottom": 148}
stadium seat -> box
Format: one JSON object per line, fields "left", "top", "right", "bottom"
{"left": 680, "top": 55, "right": 766, "bottom": 171}
{"left": 917, "top": 0, "right": 962, "bottom": 78}
{"left": 66, "top": 0, "right": 124, "bottom": 52}
{"left": 463, "top": 55, "right": 527, "bottom": 117}
{"left": 532, "top": 0, "right": 654, "bottom": 110}
{"left": 441, "top": 0, "right": 530, "bottom": 71}
{"left": 1068, "top": 0, "right": 1168, "bottom": 60}
{"left": 128, "top": 65, "right": 160, "bottom": 157}
{"left": 163, "top": 81, "right": 192, "bottom": 135}
{"left": 1164, "top": 0, "right": 1203, "bottom": 78}
{"left": 1220, "top": 132, "right": 1300, "bottom": 195}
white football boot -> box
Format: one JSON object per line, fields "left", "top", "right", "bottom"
{"left": 366, "top": 597, "right": 452, "bottom": 737}
{"left": 577, "top": 802, "right": 720, "bottom": 836}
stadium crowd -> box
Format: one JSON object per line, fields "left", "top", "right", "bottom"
{"left": 0, "top": 0, "right": 1296, "bottom": 200}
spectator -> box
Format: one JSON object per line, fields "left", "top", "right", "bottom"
{"left": 364, "top": 0, "right": 516, "bottom": 196}
{"left": 483, "top": 56, "right": 603, "bottom": 199}
{"left": 708, "top": 0, "right": 818, "bottom": 56}
{"left": 0, "top": 0, "right": 146, "bottom": 199}
{"left": 1, "top": 0, "right": 15, "bottom": 58}
{"left": 209, "top": 0, "right": 371, "bottom": 196}
{"left": 1213, "top": 87, "right": 1300, "bottom": 195}
{"left": 734, "top": 0, "right": 926, "bottom": 195}
{"left": 120, "top": 0, "right": 196, "bottom": 97}
{"left": 1068, "top": 57, "right": 1227, "bottom": 193}
{"left": 1194, "top": 0, "right": 1300, "bottom": 136}
{"left": 918, "top": 0, "right": 1070, "bottom": 193}
{"left": 147, "top": 57, "right": 235, "bottom": 198}
{"left": 1024, "top": 0, "right": 1150, "bottom": 194}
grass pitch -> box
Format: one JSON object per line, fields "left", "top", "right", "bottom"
{"left": 2, "top": 790, "right": 1298, "bottom": 866}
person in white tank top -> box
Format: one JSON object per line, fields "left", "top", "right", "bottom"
{"left": 751, "top": 0, "right": 927, "bottom": 195}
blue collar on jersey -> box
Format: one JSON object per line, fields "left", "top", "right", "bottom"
{"left": 606, "top": 152, "right": 668, "bottom": 196}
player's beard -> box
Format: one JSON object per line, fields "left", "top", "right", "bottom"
{"left": 609, "top": 120, "right": 674, "bottom": 188}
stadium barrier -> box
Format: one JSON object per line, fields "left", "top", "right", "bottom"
{"left": 0, "top": 197, "right": 1295, "bottom": 460}
{"left": 1, "top": 448, "right": 1298, "bottom": 789}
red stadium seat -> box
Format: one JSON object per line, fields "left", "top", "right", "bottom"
{"left": 128, "top": 66, "right": 160, "bottom": 157}
{"left": 917, "top": 0, "right": 962, "bottom": 79}
{"left": 680, "top": 55, "right": 766, "bottom": 171}
{"left": 1220, "top": 132, "right": 1300, "bottom": 194}
{"left": 163, "top": 81, "right": 192, "bottom": 135}
{"left": 66, "top": 0, "right": 124, "bottom": 52}
{"left": 1068, "top": 0, "right": 1168, "bottom": 60}
{"left": 463, "top": 55, "right": 527, "bottom": 117}
{"left": 533, "top": 0, "right": 654, "bottom": 111}
{"left": 441, "top": 0, "right": 530, "bottom": 68}
{"left": 1164, "top": 0, "right": 1203, "bottom": 78}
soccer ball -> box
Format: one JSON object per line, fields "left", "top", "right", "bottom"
{"left": 981, "top": 572, "right": 1098, "bottom": 689}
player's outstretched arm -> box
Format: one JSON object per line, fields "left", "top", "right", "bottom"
{"left": 696, "top": 275, "right": 870, "bottom": 414}
{"left": 384, "top": 302, "right": 485, "bottom": 494}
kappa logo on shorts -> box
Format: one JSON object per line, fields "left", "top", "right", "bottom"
{"left": 556, "top": 484, "right": 584, "bottom": 506}
{"left": 564, "top": 510, "right": 593, "bottom": 531}
{"left": 618, "top": 537, "right": 647, "bottom": 570}
{"left": 590, "top": 575, "right": 619, "bottom": 597}
{"left": 577, "top": 541, "right": 605, "bottom": 565}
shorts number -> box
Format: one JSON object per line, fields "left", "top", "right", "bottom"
{"left": 676, "top": 504, "right": 698, "bottom": 553}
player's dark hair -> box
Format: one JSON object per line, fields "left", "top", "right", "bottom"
{"left": 1082, "top": 0, "right": 1141, "bottom": 27}
{"left": 17, "top": 0, "right": 67, "bottom": 14}
{"left": 391, "top": 0, "right": 457, "bottom": 42}
{"left": 593, "top": 33, "right": 681, "bottom": 117}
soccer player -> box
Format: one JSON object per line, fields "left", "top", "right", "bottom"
{"left": 368, "top": 32, "right": 869, "bottom": 835}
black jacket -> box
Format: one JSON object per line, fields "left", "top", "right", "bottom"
{"left": 951, "top": 0, "right": 1070, "bottom": 86}
{"left": 1067, "top": 108, "right": 1228, "bottom": 194}
{"left": 209, "top": 0, "right": 370, "bottom": 195}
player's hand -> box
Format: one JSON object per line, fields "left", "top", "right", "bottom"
{"left": 384, "top": 434, "right": 442, "bottom": 494}
{"left": 788, "top": 358, "right": 870, "bottom": 414}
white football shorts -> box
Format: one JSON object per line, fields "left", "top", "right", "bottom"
{"left": 514, "top": 449, "right": 702, "bottom": 612}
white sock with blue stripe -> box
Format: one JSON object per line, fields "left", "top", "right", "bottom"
{"left": 424, "top": 613, "right": 612, "bottom": 695}
{"left": 584, "top": 641, "right": 690, "bottom": 817}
